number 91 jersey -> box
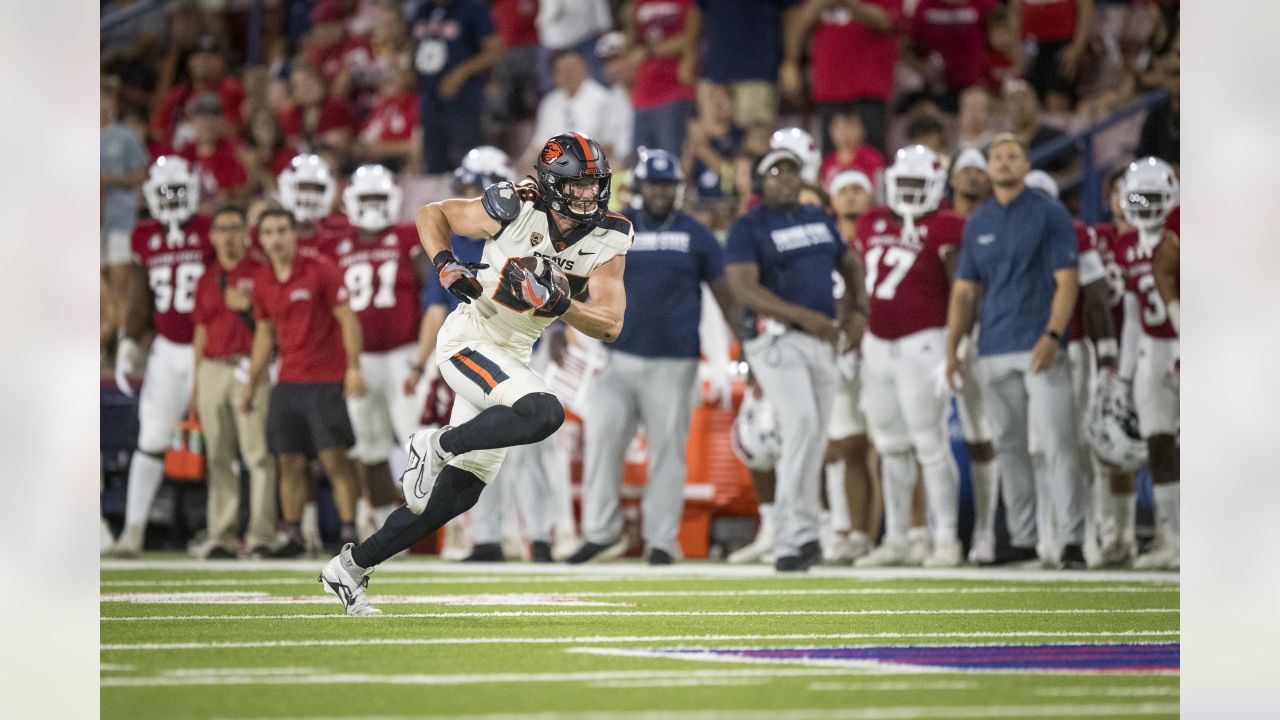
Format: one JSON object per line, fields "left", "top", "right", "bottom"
{"left": 321, "top": 224, "right": 424, "bottom": 352}
{"left": 130, "top": 215, "right": 215, "bottom": 344}
{"left": 855, "top": 206, "right": 963, "bottom": 341}
{"left": 440, "top": 194, "right": 633, "bottom": 362}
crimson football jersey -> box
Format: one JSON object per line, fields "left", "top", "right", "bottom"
{"left": 1164, "top": 205, "right": 1180, "bottom": 241}
{"left": 856, "top": 206, "right": 963, "bottom": 340}
{"left": 1067, "top": 220, "right": 1102, "bottom": 341}
{"left": 1113, "top": 228, "right": 1177, "bottom": 339}
{"left": 1092, "top": 223, "right": 1128, "bottom": 337}
{"left": 130, "top": 215, "right": 215, "bottom": 344}
{"left": 320, "top": 224, "right": 424, "bottom": 352}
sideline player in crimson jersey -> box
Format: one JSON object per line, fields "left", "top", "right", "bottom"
{"left": 274, "top": 153, "right": 349, "bottom": 259}
{"left": 1153, "top": 205, "right": 1179, "bottom": 336}
{"left": 324, "top": 164, "right": 430, "bottom": 539}
{"left": 852, "top": 145, "right": 965, "bottom": 569}
{"left": 105, "top": 156, "right": 215, "bottom": 558}
{"left": 1113, "top": 157, "right": 1181, "bottom": 570}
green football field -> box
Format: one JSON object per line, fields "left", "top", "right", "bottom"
{"left": 100, "top": 559, "right": 1179, "bottom": 719}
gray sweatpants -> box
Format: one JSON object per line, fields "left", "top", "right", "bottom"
{"left": 469, "top": 438, "right": 558, "bottom": 545}
{"left": 581, "top": 351, "right": 700, "bottom": 556}
{"left": 743, "top": 331, "right": 838, "bottom": 557}
{"left": 978, "top": 350, "right": 1085, "bottom": 548}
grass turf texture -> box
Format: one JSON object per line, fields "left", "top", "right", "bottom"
{"left": 101, "top": 559, "right": 1179, "bottom": 719}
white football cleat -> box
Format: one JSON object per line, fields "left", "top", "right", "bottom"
{"left": 401, "top": 426, "right": 454, "bottom": 515}
{"left": 1134, "top": 538, "right": 1179, "bottom": 570}
{"left": 102, "top": 523, "right": 144, "bottom": 559}
{"left": 825, "top": 531, "right": 871, "bottom": 565}
{"left": 906, "top": 528, "right": 930, "bottom": 566}
{"left": 854, "top": 541, "right": 913, "bottom": 568}
{"left": 319, "top": 543, "right": 382, "bottom": 616}
{"left": 727, "top": 529, "right": 774, "bottom": 564}
{"left": 968, "top": 531, "right": 996, "bottom": 565}
{"left": 923, "top": 538, "right": 963, "bottom": 568}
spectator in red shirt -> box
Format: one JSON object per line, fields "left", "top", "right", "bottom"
{"left": 984, "top": 5, "right": 1022, "bottom": 96}
{"left": 1012, "top": 0, "right": 1095, "bottom": 112}
{"left": 179, "top": 93, "right": 249, "bottom": 211}
{"left": 305, "top": 0, "right": 375, "bottom": 100}
{"left": 280, "top": 62, "right": 358, "bottom": 164}
{"left": 818, "top": 109, "right": 885, "bottom": 192}
{"left": 909, "top": 0, "right": 997, "bottom": 112}
{"left": 190, "top": 205, "right": 277, "bottom": 559}
{"left": 150, "top": 34, "right": 246, "bottom": 146}
{"left": 782, "top": 0, "right": 903, "bottom": 156}
{"left": 490, "top": 0, "right": 542, "bottom": 122}
{"left": 239, "top": 108, "right": 296, "bottom": 198}
{"left": 243, "top": 208, "right": 366, "bottom": 557}
{"left": 355, "top": 64, "right": 422, "bottom": 174}
{"left": 624, "top": 0, "right": 700, "bottom": 157}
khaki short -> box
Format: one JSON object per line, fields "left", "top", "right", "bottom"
{"left": 699, "top": 80, "right": 778, "bottom": 127}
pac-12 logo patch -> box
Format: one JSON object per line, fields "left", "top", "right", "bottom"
{"left": 541, "top": 140, "right": 565, "bottom": 165}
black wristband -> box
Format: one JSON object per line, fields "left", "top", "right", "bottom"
{"left": 1045, "top": 329, "right": 1063, "bottom": 342}
{"left": 432, "top": 250, "right": 456, "bottom": 269}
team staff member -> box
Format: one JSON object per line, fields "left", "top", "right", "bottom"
{"left": 726, "top": 148, "right": 868, "bottom": 572}
{"left": 190, "top": 205, "right": 277, "bottom": 559}
{"left": 242, "top": 208, "right": 365, "bottom": 557}
{"left": 572, "top": 149, "right": 738, "bottom": 565}
{"left": 944, "top": 133, "right": 1086, "bottom": 569}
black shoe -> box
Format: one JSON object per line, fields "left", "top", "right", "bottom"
{"left": 979, "top": 545, "right": 1038, "bottom": 567}
{"left": 774, "top": 555, "right": 809, "bottom": 572}
{"left": 461, "top": 543, "right": 505, "bottom": 562}
{"left": 647, "top": 548, "right": 674, "bottom": 565}
{"left": 798, "top": 541, "right": 823, "bottom": 570}
{"left": 566, "top": 539, "right": 622, "bottom": 564}
{"left": 1060, "top": 544, "right": 1087, "bottom": 570}
{"left": 531, "top": 541, "right": 553, "bottom": 563}
{"left": 205, "top": 546, "right": 237, "bottom": 560}
{"left": 268, "top": 539, "right": 306, "bottom": 559}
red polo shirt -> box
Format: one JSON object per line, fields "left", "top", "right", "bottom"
{"left": 810, "top": 0, "right": 903, "bottom": 103}
{"left": 1021, "top": 0, "right": 1076, "bottom": 42}
{"left": 252, "top": 254, "right": 350, "bottom": 383}
{"left": 194, "top": 257, "right": 262, "bottom": 359}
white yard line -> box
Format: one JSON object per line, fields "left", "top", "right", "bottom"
{"left": 1033, "top": 686, "right": 1180, "bottom": 698}
{"left": 100, "top": 629, "right": 1180, "bottom": 652}
{"left": 588, "top": 678, "right": 770, "bottom": 689}
{"left": 205, "top": 703, "right": 1180, "bottom": 720}
{"left": 101, "top": 607, "right": 1179, "bottom": 622}
{"left": 99, "top": 592, "right": 634, "bottom": 607}
{"left": 100, "top": 559, "right": 1180, "bottom": 584}
{"left": 98, "top": 585, "right": 1177, "bottom": 597}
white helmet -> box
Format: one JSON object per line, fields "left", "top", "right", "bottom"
{"left": 769, "top": 127, "right": 820, "bottom": 183}
{"left": 1023, "top": 169, "right": 1060, "bottom": 199}
{"left": 1119, "top": 156, "right": 1179, "bottom": 233}
{"left": 142, "top": 155, "right": 200, "bottom": 225}
{"left": 278, "top": 154, "right": 336, "bottom": 223}
{"left": 342, "top": 164, "right": 403, "bottom": 232}
{"left": 730, "top": 390, "right": 782, "bottom": 472}
{"left": 1086, "top": 374, "right": 1148, "bottom": 471}
{"left": 460, "top": 145, "right": 515, "bottom": 182}
{"left": 885, "top": 145, "right": 945, "bottom": 218}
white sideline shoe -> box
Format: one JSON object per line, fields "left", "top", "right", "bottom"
{"left": 319, "top": 543, "right": 382, "bottom": 616}
{"left": 402, "top": 426, "right": 454, "bottom": 515}
{"left": 728, "top": 530, "right": 774, "bottom": 564}
{"left": 924, "top": 538, "right": 963, "bottom": 568}
{"left": 906, "top": 529, "right": 930, "bottom": 566}
{"left": 1134, "top": 538, "right": 1179, "bottom": 570}
{"left": 854, "top": 541, "right": 913, "bottom": 568}
{"left": 825, "top": 531, "right": 871, "bottom": 565}
{"left": 968, "top": 532, "right": 996, "bottom": 565}
{"left": 103, "top": 523, "right": 144, "bottom": 559}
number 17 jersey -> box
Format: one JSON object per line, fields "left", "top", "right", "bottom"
{"left": 855, "top": 206, "right": 963, "bottom": 341}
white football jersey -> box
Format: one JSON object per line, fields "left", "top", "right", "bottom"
{"left": 437, "top": 195, "right": 633, "bottom": 362}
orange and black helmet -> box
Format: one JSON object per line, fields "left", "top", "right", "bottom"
{"left": 535, "top": 132, "right": 612, "bottom": 223}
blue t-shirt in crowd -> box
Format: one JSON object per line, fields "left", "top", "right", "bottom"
{"left": 422, "top": 234, "right": 487, "bottom": 310}
{"left": 411, "top": 0, "right": 495, "bottom": 108}
{"left": 725, "top": 203, "right": 845, "bottom": 321}
{"left": 697, "top": 0, "right": 799, "bottom": 83}
{"left": 957, "top": 187, "right": 1079, "bottom": 356}
{"left": 612, "top": 209, "right": 725, "bottom": 359}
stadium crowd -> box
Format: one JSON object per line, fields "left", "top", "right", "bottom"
{"left": 100, "top": 0, "right": 1180, "bottom": 572}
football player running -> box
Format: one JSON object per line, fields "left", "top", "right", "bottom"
{"left": 105, "top": 156, "right": 214, "bottom": 558}
{"left": 852, "top": 145, "right": 965, "bottom": 568}
{"left": 319, "top": 132, "right": 632, "bottom": 614}
{"left": 1114, "top": 157, "right": 1181, "bottom": 570}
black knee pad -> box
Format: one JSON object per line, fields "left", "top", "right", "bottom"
{"left": 513, "top": 392, "right": 565, "bottom": 440}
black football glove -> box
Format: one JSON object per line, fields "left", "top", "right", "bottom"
{"left": 433, "top": 250, "right": 489, "bottom": 304}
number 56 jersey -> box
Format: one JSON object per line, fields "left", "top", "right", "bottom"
{"left": 437, "top": 190, "right": 633, "bottom": 364}
{"left": 855, "top": 206, "right": 964, "bottom": 341}
{"left": 130, "top": 215, "right": 215, "bottom": 344}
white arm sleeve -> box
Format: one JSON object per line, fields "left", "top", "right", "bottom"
{"left": 1118, "top": 293, "right": 1142, "bottom": 381}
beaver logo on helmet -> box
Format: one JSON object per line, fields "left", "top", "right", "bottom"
{"left": 535, "top": 131, "right": 612, "bottom": 224}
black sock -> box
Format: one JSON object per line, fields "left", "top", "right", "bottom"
{"left": 351, "top": 466, "right": 486, "bottom": 569}
{"left": 439, "top": 393, "right": 564, "bottom": 456}
{"left": 339, "top": 522, "right": 357, "bottom": 544}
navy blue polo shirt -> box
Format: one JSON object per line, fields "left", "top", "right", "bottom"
{"left": 612, "top": 209, "right": 725, "bottom": 359}
{"left": 957, "top": 187, "right": 1079, "bottom": 356}
{"left": 411, "top": 0, "right": 495, "bottom": 108}
{"left": 725, "top": 203, "right": 845, "bottom": 320}
{"left": 422, "top": 234, "right": 487, "bottom": 311}
{"left": 697, "top": 0, "right": 799, "bottom": 83}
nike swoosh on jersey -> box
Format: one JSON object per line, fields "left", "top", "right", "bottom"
{"left": 577, "top": 249, "right": 596, "bottom": 256}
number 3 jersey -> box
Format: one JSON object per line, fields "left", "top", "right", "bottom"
{"left": 320, "top": 224, "right": 424, "bottom": 352}
{"left": 438, "top": 194, "right": 633, "bottom": 363}
{"left": 1112, "top": 227, "right": 1176, "bottom": 340}
{"left": 855, "top": 206, "right": 963, "bottom": 340}
{"left": 130, "top": 215, "right": 215, "bottom": 344}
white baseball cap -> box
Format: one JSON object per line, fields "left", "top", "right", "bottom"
{"left": 1023, "top": 169, "right": 1060, "bottom": 199}
{"left": 952, "top": 148, "right": 987, "bottom": 173}
{"left": 828, "top": 169, "right": 872, "bottom": 197}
